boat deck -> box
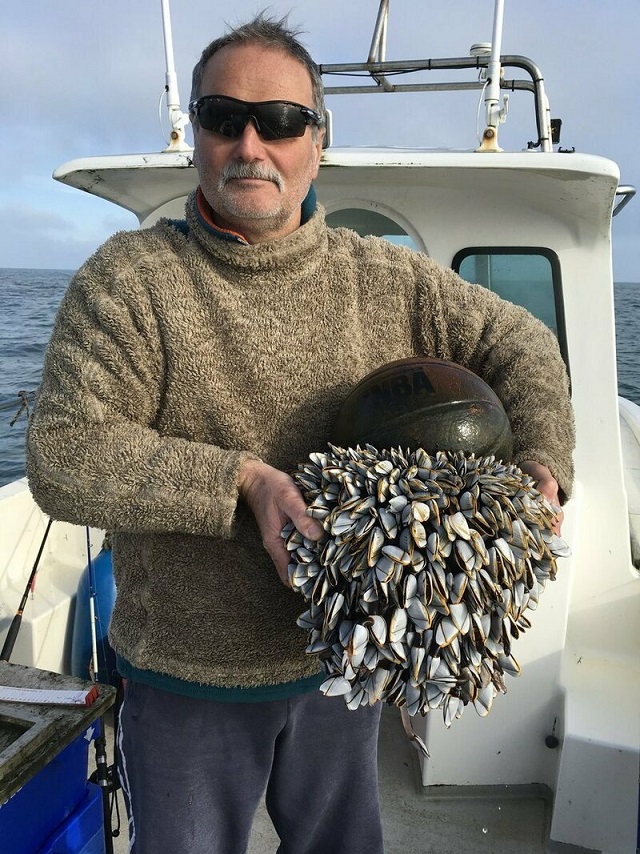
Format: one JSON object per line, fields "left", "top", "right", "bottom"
{"left": 107, "top": 705, "right": 562, "bottom": 854}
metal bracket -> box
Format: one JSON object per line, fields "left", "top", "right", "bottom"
{"left": 613, "top": 185, "right": 636, "bottom": 217}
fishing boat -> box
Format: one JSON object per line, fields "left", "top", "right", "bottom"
{"left": 1, "top": 1, "right": 639, "bottom": 851}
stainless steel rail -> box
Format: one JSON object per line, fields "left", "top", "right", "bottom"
{"left": 319, "top": 55, "right": 552, "bottom": 151}
{"left": 613, "top": 185, "right": 637, "bottom": 217}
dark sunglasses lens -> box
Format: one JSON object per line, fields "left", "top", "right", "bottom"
{"left": 254, "top": 104, "right": 307, "bottom": 140}
{"left": 195, "top": 98, "right": 308, "bottom": 140}
{"left": 197, "top": 102, "right": 245, "bottom": 137}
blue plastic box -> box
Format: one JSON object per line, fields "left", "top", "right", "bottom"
{"left": 39, "top": 782, "right": 105, "bottom": 854}
{"left": 0, "top": 725, "right": 102, "bottom": 854}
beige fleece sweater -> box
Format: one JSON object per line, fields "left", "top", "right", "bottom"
{"left": 26, "top": 191, "right": 574, "bottom": 689}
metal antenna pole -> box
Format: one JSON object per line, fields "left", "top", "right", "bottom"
{"left": 368, "top": 0, "right": 389, "bottom": 63}
{"left": 160, "top": 0, "right": 190, "bottom": 151}
{"left": 368, "top": 0, "right": 393, "bottom": 91}
{"left": 477, "top": 0, "right": 507, "bottom": 151}
{"left": 485, "top": 0, "right": 505, "bottom": 129}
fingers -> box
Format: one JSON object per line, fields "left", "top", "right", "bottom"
{"left": 289, "top": 504, "right": 324, "bottom": 542}
{"left": 262, "top": 528, "right": 294, "bottom": 586}
{"left": 550, "top": 507, "right": 564, "bottom": 536}
{"left": 239, "top": 460, "right": 324, "bottom": 585}
{"left": 518, "top": 460, "right": 563, "bottom": 535}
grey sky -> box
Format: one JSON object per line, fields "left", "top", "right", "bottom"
{"left": 2, "top": 0, "right": 638, "bottom": 279}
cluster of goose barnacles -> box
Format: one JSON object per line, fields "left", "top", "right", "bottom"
{"left": 282, "top": 444, "right": 569, "bottom": 728}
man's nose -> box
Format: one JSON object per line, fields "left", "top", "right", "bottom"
{"left": 233, "top": 119, "right": 266, "bottom": 159}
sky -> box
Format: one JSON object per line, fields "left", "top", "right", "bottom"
{"left": 1, "top": 0, "right": 639, "bottom": 280}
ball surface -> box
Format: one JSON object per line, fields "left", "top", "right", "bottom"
{"left": 332, "top": 356, "right": 513, "bottom": 460}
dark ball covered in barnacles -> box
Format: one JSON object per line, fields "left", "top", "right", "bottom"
{"left": 283, "top": 358, "right": 568, "bottom": 728}
{"left": 282, "top": 445, "right": 569, "bottom": 728}
{"left": 331, "top": 356, "right": 514, "bottom": 462}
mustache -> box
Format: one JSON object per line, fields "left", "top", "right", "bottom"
{"left": 217, "top": 161, "right": 284, "bottom": 191}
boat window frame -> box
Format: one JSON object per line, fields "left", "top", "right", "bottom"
{"left": 451, "top": 246, "right": 569, "bottom": 371}
{"left": 324, "top": 203, "right": 426, "bottom": 253}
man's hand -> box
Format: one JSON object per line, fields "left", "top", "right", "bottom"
{"left": 519, "top": 460, "right": 563, "bottom": 535}
{"left": 239, "top": 459, "right": 324, "bottom": 585}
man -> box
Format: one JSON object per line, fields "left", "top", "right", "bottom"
{"left": 26, "top": 13, "right": 574, "bottom": 854}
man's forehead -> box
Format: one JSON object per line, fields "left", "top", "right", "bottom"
{"left": 201, "top": 42, "right": 314, "bottom": 103}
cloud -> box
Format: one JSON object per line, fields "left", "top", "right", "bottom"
{"left": 0, "top": 200, "right": 135, "bottom": 270}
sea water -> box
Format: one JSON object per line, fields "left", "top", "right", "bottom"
{"left": 0, "top": 269, "right": 73, "bottom": 487}
{"left": 0, "top": 268, "right": 639, "bottom": 489}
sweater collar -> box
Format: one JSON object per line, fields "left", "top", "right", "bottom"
{"left": 185, "top": 188, "right": 328, "bottom": 278}
{"left": 195, "top": 184, "right": 318, "bottom": 245}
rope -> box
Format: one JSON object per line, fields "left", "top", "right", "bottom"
{"left": 2, "top": 390, "right": 35, "bottom": 425}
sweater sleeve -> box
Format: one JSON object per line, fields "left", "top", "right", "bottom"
{"left": 25, "top": 239, "right": 258, "bottom": 537}
{"left": 417, "top": 263, "right": 575, "bottom": 501}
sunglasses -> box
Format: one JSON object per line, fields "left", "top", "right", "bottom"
{"left": 188, "top": 95, "right": 323, "bottom": 141}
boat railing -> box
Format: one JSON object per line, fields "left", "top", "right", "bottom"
{"left": 320, "top": 54, "right": 553, "bottom": 151}
{"left": 613, "top": 185, "right": 636, "bottom": 217}
{"left": 318, "top": 0, "right": 553, "bottom": 152}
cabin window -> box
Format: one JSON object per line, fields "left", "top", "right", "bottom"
{"left": 326, "top": 208, "right": 419, "bottom": 250}
{"left": 452, "top": 248, "right": 568, "bottom": 365}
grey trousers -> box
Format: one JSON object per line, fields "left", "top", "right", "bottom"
{"left": 117, "top": 681, "right": 384, "bottom": 854}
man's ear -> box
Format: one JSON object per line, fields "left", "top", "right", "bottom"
{"left": 311, "top": 129, "right": 325, "bottom": 178}
{"left": 191, "top": 122, "right": 199, "bottom": 168}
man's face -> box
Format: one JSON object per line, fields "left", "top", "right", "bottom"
{"left": 192, "top": 43, "right": 324, "bottom": 244}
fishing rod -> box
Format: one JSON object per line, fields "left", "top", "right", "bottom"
{"left": 85, "top": 527, "right": 120, "bottom": 854}
{"left": 0, "top": 517, "right": 53, "bottom": 662}
{"left": 1, "top": 518, "right": 118, "bottom": 852}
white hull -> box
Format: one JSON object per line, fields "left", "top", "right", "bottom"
{"left": 0, "top": 478, "right": 103, "bottom": 675}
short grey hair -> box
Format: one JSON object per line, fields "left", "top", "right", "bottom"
{"left": 190, "top": 12, "right": 326, "bottom": 127}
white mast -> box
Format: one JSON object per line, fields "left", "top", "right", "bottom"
{"left": 160, "top": 0, "right": 190, "bottom": 151}
{"left": 477, "top": 0, "right": 508, "bottom": 152}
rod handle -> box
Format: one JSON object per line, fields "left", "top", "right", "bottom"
{"left": 0, "top": 614, "right": 23, "bottom": 661}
